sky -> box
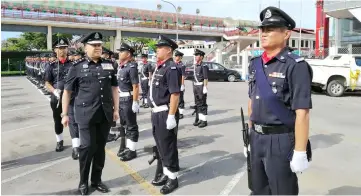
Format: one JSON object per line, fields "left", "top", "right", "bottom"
{"left": 1, "top": 0, "right": 316, "bottom": 41}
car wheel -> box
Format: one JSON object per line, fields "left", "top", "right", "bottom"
{"left": 326, "top": 80, "right": 345, "bottom": 97}
{"left": 227, "top": 74, "right": 236, "bottom": 82}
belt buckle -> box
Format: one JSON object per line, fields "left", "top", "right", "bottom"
{"left": 254, "top": 124, "right": 264, "bottom": 134}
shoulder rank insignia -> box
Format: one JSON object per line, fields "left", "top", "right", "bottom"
{"left": 288, "top": 52, "right": 304, "bottom": 63}
{"left": 171, "top": 66, "right": 176, "bottom": 70}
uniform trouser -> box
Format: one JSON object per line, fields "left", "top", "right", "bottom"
{"left": 78, "top": 114, "right": 111, "bottom": 184}
{"left": 50, "top": 95, "right": 63, "bottom": 135}
{"left": 250, "top": 129, "right": 298, "bottom": 195}
{"left": 151, "top": 110, "right": 180, "bottom": 173}
{"left": 68, "top": 103, "right": 79, "bottom": 139}
{"left": 193, "top": 84, "right": 208, "bottom": 120}
{"left": 119, "top": 96, "right": 139, "bottom": 142}
{"left": 179, "top": 91, "right": 185, "bottom": 109}
{"left": 140, "top": 79, "right": 149, "bottom": 104}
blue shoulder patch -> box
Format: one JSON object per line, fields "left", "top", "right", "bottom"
{"left": 287, "top": 52, "right": 304, "bottom": 63}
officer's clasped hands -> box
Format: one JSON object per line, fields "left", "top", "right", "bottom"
{"left": 166, "top": 114, "right": 177, "bottom": 130}
{"left": 290, "top": 150, "right": 309, "bottom": 173}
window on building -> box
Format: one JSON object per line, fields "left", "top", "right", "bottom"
{"left": 313, "top": 41, "right": 316, "bottom": 49}
{"left": 256, "top": 41, "right": 259, "bottom": 47}
{"left": 301, "top": 40, "right": 304, "bottom": 47}
{"left": 305, "top": 41, "right": 309, "bottom": 48}
{"left": 292, "top": 40, "right": 296, "bottom": 47}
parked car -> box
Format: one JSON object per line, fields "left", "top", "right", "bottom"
{"left": 184, "top": 62, "right": 241, "bottom": 82}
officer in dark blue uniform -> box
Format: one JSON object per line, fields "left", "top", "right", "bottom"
{"left": 148, "top": 35, "right": 181, "bottom": 194}
{"left": 140, "top": 53, "right": 152, "bottom": 108}
{"left": 115, "top": 43, "right": 140, "bottom": 161}
{"left": 174, "top": 50, "right": 186, "bottom": 119}
{"left": 61, "top": 32, "right": 119, "bottom": 195}
{"left": 102, "top": 47, "right": 113, "bottom": 60}
{"left": 192, "top": 49, "right": 209, "bottom": 128}
{"left": 44, "top": 38, "right": 71, "bottom": 152}
{"left": 247, "top": 6, "right": 312, "bottom": 195}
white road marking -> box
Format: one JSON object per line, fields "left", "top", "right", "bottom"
{"left": 1, "top": 157, "right": 71, "bottom": 184}
{"left": 179, "top": 155, "right": 224, "bottom": 176}
{"left": 219, "top": 165, "right": 247, "bottom": 195}
{"left": 2, "top": 104, "right": 48, "bottom": 112}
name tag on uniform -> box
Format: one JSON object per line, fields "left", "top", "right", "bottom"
{"left": 101, "top": 63, "right": 114, "bottom": 70}
{"left": 269, "top": 72, "right": 285, "bottom": 78}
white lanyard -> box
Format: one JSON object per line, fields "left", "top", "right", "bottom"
{"left": 149, "top": 65, "right": 159, "bottom": 107}
{"left": 194, "top": 63, "right": 200, "bottom": 83}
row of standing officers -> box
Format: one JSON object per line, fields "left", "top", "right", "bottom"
{"left": 41, "top": 31, "right": 209, "bottom": 195}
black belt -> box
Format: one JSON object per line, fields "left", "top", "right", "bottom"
{"left": 253, "top": 124, "right": 293, "bottom": 135}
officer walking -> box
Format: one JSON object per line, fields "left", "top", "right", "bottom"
{"left": 115, "top": 43, "right": 140, "bottom": 161}
{"left": 148, "top": 35, "right": 181, "bottom": 194}
{"left": 247, "top": 7, "right": 312, "bottom": 195}
{"left": 192, "top": 49, "right": 209, "bottom": 128}
{"left": 140, "top": 53, "right": 153, "bottom": 108}
{"left": 174, "top": 50, "right": 186, "bottom": 119}
{"left": 61, "top": 32, "right": 120, "bottom": 195}
{"left": 44, "top": 38, "right": 72, "bottom": 152}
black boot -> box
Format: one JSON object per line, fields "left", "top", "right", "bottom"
{"left": 193, "top": 108, "right": 200, "bottom": 126}
{"left": 160, "top": 178, "right": 179, "bottom": 195}
{"left": 78, "top": 182, "right": 88, "bottom": 195}
{"left": 119, "top": 149, "right": 137, "bottom": 161}
{"left": 152, "top": 160, "right": 168, "bottom": 186}
{"left": 55, "top": 140, "right": 64, "bottom": 152}
{"left": 72, "top": 147, "right": 79, "bottom": 160}
{"left": 198, "top": 121, "right": 207, "bottom": 128}
{"left": 179, "top": 114, "right": 184, "bottom": 119}
{"left": 117, "top": 137, "right": 126, "bottom": 157}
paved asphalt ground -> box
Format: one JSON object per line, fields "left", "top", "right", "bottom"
{"left": 1, "top": 76, "right": 361, "bottom": 195}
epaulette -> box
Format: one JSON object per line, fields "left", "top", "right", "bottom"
{"left": 72, "top": 58, "right": 85, "bottom": 66}
{"left": 287, "top": 52, "right": 304, "bottom": 63}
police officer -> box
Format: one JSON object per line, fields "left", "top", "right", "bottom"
{"left": 74, "top": 50, "right": 84, "bottom": 61}
{"left": 140, "top": 53, "right": 152, "bottom": 108}
{"left": 44, "top": 38, "right": 72, "bottom": 152}
{"left": 247, "top": 7, "right": 312, "bottom": 195}
{"left": 192, "top": 49, "right": 209, "bottom": 128}
{"left": 174, "top": 50, "right": 186, "bottom": 119}
{"left": 102, "top": 47, "right": 113, "bottom": 60}
{"left": 148, "top": 35, "right": 181, "bottom": 194}
{"left": 68, "top": 50, "right": 76, "bottom": 62}
{"left": 61, "top": 32, "right": 119, "bottom": 195}
{"left": 115, "top": 43, "right": 140, "bottom": 161}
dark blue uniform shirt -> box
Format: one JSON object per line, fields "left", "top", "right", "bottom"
{"left": 65, "top": 57, "right": 118, "bottom": 124}
{"left": 148, "top": 58, "right": 181, "bottom": 107}
{"left": 193, "top": 62, "right": 209, "bottom": 82}
{"left": 44, "top": 59, "right": 72, "bottom": 90}
{"left": 176, "top": 61, "right": 186, "bottom": 76}
{"left": 141, "top": 62, "right": 153, "bottom": 78}
{"left": 248, "top": 47, "right": 313, "bottom": 125}
{"left": 117, "top": 61, "right": 139, "bottom": 92}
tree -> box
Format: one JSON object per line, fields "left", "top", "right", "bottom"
{"left": 122, "top": 37, "right": 155, "bottom": 54}
{"left": 1, "top": 32, "right": 73, "bottom": 51}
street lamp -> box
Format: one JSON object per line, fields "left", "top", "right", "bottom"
{"left": 157, "top": 0, "right": 181, "bottom": 42}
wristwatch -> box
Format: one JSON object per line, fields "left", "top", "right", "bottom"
{"left": 60, "top": 113, "right": 68, "bottom": 118}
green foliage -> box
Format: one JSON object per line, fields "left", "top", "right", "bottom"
{"left": 122, "top": 37, "right": 156, "bottom": 54}
{"left": 147, "top": 39, "right": 157, "bottom": 52}
{"left": 2, "top": 32, "right": 73, "bottom": 51}
{"left": 1, "top": 70, "right": 25, "bottom": 76}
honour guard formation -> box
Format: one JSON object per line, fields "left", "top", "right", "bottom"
{"left": 3, "top": 5, "right": 361, "bottom": 196}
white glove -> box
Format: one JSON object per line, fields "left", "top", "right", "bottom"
{"left": 166, "top": 115, "right": 177, "bottom": 130}
{"left": 243, "top": 144, "right": 250, "bottom": 158}
{"left": 203, "top": 86, "right": 208, "bottom": 94}
{"left": 148, "top": 80, "right": 151, "bottom": 86}
{"left": 53, "top": 89, "right": 61, "bottom": 99}
{"left": 180, "top": 85, "right": 185, "bottom": 91}
{"left": 290, "top": 151, "right": 309, "bottom": 173}
{"left": 132, "top": 101, "right": 139, "bottom": 113}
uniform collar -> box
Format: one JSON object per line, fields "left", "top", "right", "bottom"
{"left": 57, "top": 57, "right": 69, "bottom": 64}
{"left": 261, "top": 47, "right": 288, "bottom": 64}
{"left": 157, "top": 57, "right": 173, "bottom": 68}
{"left": 85, "top": 56, "right": 102, "bottom": 64}
{"left": 196, "top": 61, "right": 203, "bottom": 66}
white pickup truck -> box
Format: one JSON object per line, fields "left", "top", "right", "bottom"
{"left": 306, "top": 54, "right": 361, "bottom": 97}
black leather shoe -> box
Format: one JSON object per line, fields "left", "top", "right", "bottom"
{"left": 78, "top": 183, "right": 88, "bottom": 195}
{"left": 144, "top": 104, "right": 149, "bottom": 108}
{"left": 179, "top": 114, "right": 184, "bottom": 119}
{"left": 91, "top": 182, "right": 109, "bottom": 193}
{"left": 107, "top": 133, "right": 118, "bottom": 142}
{"left": 198, "top": 121, "right": 207, "bottom": 128}
{"left": 160, "top": 178, "right": 178, "bottom": 195}
{"left": 55, "top": 140, "right": 64, "bottom": 152}
{"left": 119, "top": 149, "right": 137, "bottom": 161}
{"left": 72, "top": 147, "right": 79, "bottom": 160}
{"left": 117, "top": 147, "right": 127, "bottom": 157}
{"left": 152, "top": 174, "right": 168, "bottom": 186}
{"left": 193, "top": 121, "right": 200, "bottom": 126}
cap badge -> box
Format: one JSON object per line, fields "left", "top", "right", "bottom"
{"left": 60, "top": 39, "right": 64, "bottom": 44}
{"left": 265, "top": 9, "right": 272, "bottom": 19}
{"left": 94, "top": 33, "right": 100, "bottom": 39}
